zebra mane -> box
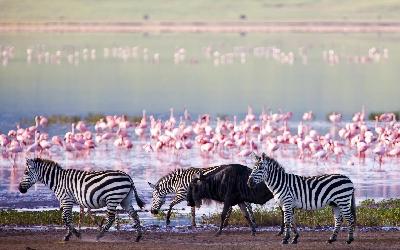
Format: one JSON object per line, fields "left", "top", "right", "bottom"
{"left": 263, "top": 156, "right": 286, "bottom": 173}
{"left": 155, "top": 168, "right": 193, "bottom": 187}
{"left": 31, "top": 158, "right": 63, "bottom": 170}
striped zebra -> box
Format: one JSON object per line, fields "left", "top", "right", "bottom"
{"left": 148, "top": 165, "right": 255, "bottom": 227}
{"left": 247, "top": 153, "right": 356, "bottom": 244}
{"left": 18, "top": 158, "right": 144, "bottom": 242}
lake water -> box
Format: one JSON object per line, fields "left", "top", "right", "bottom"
{"left": 1, "top": 32, "right": 400, "bottom": 119}
{"left": 0, "top": 32, "right": 400, "bottom": 226}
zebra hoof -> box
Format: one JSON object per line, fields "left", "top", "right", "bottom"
{"left": 215, "top": 231, "right": 222, "bottom": 237}
{"left": 251, "top": 231, "right": 256, "bottom": 236}
{"left": 346, "top": 239, "right": 354, "bottom": 244}
{"left": 75, "top": 231, "right": 81, "bottom": 239}
{"left": 63, "top": 236, "right": 70, "bottom": 242}
{"left": 96, "top": 232, "right": 104, "bottom": 241}
{"left": 291, "top": 239, "right": 298, "bottom": 244}
{"left": 276, "top": 231, "right": 284, "bottom": 236}
{"left": 166, "top": 219, "right": 171, "bottom": 225}
{"left": 327, "top": 239, "right": 336, "bottom": 244}
{"left": 281, "top": 239, "right": 289, "bottom": 244}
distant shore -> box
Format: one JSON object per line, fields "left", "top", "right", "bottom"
{"left": 1, "top": 21, "right": 400, "bottom": 33}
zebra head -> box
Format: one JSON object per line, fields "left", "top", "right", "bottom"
{"left": 19, "top": 158, "right": 40, "bottom": 193}
{"left": 148, "top": 182, "right": 166, "bottom": 214}
{"left": 247, "top": 152, "right": 270, "bottom": 188}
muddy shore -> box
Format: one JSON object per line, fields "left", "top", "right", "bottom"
{"left": 1, "top": 227, "right": 399, "bottom": 250}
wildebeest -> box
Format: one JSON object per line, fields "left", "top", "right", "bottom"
{"left": 187, "top": 163, "right": 285, "bottom": 236}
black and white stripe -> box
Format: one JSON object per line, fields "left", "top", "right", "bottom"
{"left": 149, "top": 165, "right": 231, "bottom": 226}
{"left": 18, "top": 158, "right": 144, "bottom": 242}
{"left": 247, "top": 153, "right": 356, "bottom": 244}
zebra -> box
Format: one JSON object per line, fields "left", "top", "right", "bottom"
{"left": 148, "top": 165, "right": 256, "bottom": 227}
{"left": 18, "top": 158, "right": 144, "bottom": 242}
{"left": 247, "top": 153, "right": 356, "bottom": 244}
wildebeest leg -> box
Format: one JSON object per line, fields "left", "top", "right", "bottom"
{"left": 276, "top": 206, "right": 285, "bottom": 236}
{"left": 78, "top": 206, "right": 84, "bottom": 231}
{"left": 86, "top": 208, "right": 105, "bottom": 230}
{"left": 191, "top": 206, "right": 196, "bottom": 227}
{"left": 216, "top": 203, "right": 230, "bottom": 236}
{"left": 238, "top": 203, "right": 256, "bottom": 236}
{"left": 222, "top": 206, "right": 232, "bottom": 228}
{"left": 166, "top": 195, "right": 185, "bottom": 225}
{"left": 245, "top": 202, "right": 257, "bottom": 228}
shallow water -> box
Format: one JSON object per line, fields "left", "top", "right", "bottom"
{"left": 1, "top": 120, "right": 399, "bottom": 226}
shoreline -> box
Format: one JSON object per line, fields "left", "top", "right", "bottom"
{"left": 1, "top": 21, "right": 400, "bottom": 33}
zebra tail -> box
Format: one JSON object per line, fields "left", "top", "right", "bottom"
{"left": 351, "top": 191, "right": 356, "bottom": 224}
{"left": 132, "top": 183, "right": 145, "bottom": 209}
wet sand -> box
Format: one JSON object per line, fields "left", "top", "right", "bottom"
{"left": 0, "top": 228, "right": 399, "bottom": 250}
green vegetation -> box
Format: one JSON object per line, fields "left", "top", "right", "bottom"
{"left": 0, "top": 0, "right": 400, "bottom": 22}
{"left": 1, "top": 200, "right": 399, "bottom": 227}
{"left": 0, "top": 209, "right": 103, "bottom": 226}
{"left": 202, "top": 199, "right": 400, "bottom": 227}
{"left": 152, "top": 211, "right": 178, "bottom": 221}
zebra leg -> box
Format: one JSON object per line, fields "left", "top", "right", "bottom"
{"left": 328, "top": 206, "right": 343, "bottom": 243}
{"left": 121, "top": 194, "right": 143, "bottom": 242}
{"left": 127, "top": 207, "right": 143, "bottom": 242}
{"left": 276, "top": 206, "right": 285, "bottom": 236}
{"left": 245, "top": 202, "right": 257, "bottom": 228}
{"left": 166, "top": 196, "right": 184, "bottom": 225}
{"left": 238, "top": 203, "right": 256, "bottom": 236}
{"left": 190, "top": 206, "right": 196, "bottom": 227}
{"left": 290, "top": 209, "right": 299, "bottom": 244}
{"left": 340, "top": 205, "right": 355, "bottom": 244}
{"left": 216, "top": 203, "right": 230, "bottom": 236}
{"left": 222, "top": 206, "right": 232, "bottom": 228}
{"left": 61, "top": 203, "right": 81, "bottom": 241}
{"left": 96, "top": 204, "right": 117, "bottom": 241}
{"left": 281, "top": 206, "right": 293, "bottom": 244}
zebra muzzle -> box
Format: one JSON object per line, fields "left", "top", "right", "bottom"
{"left": 18, "top": 184, "right": 27, "bottom": 193}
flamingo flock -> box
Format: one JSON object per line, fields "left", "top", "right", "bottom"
{"left": 0, "top": 43, "right": 389, "bottom": 67}
{"left": 0, "top": 108, "right": 399, "bottom": 167}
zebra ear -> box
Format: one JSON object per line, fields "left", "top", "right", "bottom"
{"left": 148, "top": 182, "right": 156, "bottom": 189}
{"left": 26, "top": 158, "right": 33, "bottom": 165}
{"left": 261, "top": 152, "right": 267, "bottom": 160}
{"left": 252, "top": 152, "right": 261, "bottom": 161}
